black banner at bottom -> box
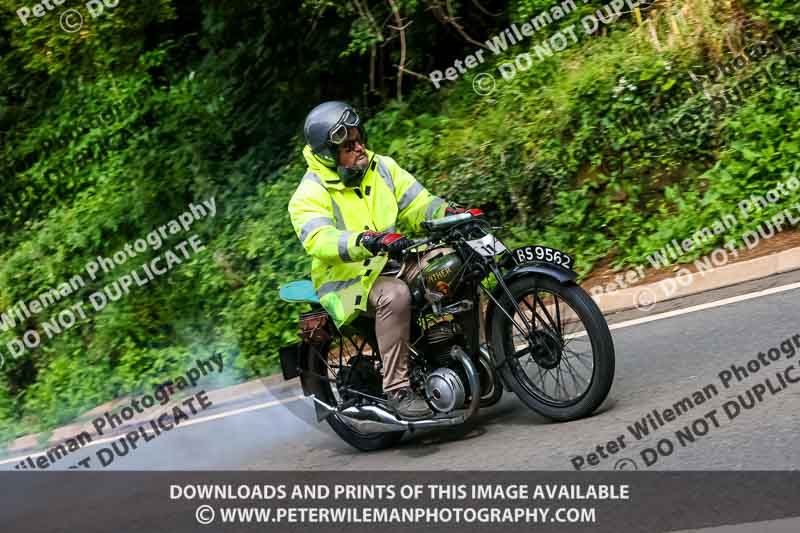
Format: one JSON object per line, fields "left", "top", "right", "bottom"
{"left": 1, "top": 472, "right": 798, "bottom": 532}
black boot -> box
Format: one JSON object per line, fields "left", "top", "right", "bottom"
{"left": 387, "top": 387, "right": 433, "bottom": 420}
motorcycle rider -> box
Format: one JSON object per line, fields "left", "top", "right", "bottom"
{"left": 288, "top": 101, "right": 467, "bottom": 420}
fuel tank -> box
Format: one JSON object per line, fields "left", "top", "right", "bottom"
{"left": 406, "top": 247, "right": 463, "bottom": 299}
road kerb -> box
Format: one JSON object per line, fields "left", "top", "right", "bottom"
{"left": 591, "top": 246, "right": 800, "bottom": 315}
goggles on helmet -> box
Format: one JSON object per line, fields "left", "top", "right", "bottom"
{"left": 328, "top": 108, "right": 361, "bottom": 145}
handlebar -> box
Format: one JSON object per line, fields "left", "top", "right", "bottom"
{"left": 401, "top": 236, "right": 434, "bottom": 254}
{"left": 400, "top": 210, "right": 488, "bottom": 255}
{"left": 420, "top": 212, "right": 473, "bottom": 232}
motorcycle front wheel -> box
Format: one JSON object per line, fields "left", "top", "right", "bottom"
{"left": 306, "top": 320, "right": 405, "bottom": 451}
{"left": 489, "top": 274, "right": 615, "bottom": 421}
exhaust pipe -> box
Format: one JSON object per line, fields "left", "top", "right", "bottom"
{"left": 313, "top": 345, "right": 481, "bottom": 433}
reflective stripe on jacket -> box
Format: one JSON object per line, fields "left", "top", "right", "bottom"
{"left": 288, "top": 145, "right": 447, "bottom": 328}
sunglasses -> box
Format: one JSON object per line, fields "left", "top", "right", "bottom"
{"left": 340, "top": 135, "right": 366, "bottom": 153}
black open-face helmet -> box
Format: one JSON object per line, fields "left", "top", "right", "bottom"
{"left": 303, "top": 101, "right": 368, "bottom": 168}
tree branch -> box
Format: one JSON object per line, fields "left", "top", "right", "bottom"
{"left": 394, "top": 64, "right": 430, "bottom": 82}
{"left": 386, "top": 0, "right": 406, "bottom": 102}
{"left": 429, "top": 0, "right": 490, "bottom": 51}
{"left": 471, "top": 0, "right": 502, "bottom": 17}
{"left": 369, "top": 44, "right": 377, "bottom": 94}
{"left": 352, "top": 0, "right": 384, "bottom": 41}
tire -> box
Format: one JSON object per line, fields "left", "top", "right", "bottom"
{"left": 490, "top": 275, "right": 614, "bottom": 421}
{"left": 307, "top": 321, "right": 405, "bottom": 451}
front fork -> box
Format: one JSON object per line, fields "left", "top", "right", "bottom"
{"left": 466, "top": 279, "right": 483, "bottom": 363}
{"left": 464, "top": 279, "right": 506, "bottom": 399}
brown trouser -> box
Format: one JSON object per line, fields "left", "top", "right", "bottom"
{"left": 365, "top": 276, "right": 412, "bottom": 392}
{"left": 363, "top": 248, "right": 454, "bottom": 393}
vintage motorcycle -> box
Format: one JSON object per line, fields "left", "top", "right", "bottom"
{"left": 279, "top": 210, "right": 614, "bottom": 451}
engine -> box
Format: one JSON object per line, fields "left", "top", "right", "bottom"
{"left": 422, "top": 321, "right": 462, "bottom": 366}
{"left": 413, "top": 320, "right": 471, "bottom": 413}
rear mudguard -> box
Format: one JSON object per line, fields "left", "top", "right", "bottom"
{"left": 279, "top": 341, "right": 334, "bottom": 422}
{"left": 280, "top": 341, "right": 323, "bottom": 397}
{"left": 484, "top": 261, "right": 577, "bottom": 366}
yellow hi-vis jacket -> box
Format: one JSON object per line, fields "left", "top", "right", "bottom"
{"left": 288, "top": 145, "right": 448, "bottom": 328}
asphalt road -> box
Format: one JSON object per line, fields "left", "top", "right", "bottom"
{"left": 4, "top": 271, "right": 800, "bottom": 472}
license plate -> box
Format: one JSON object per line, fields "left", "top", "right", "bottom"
{"left": 512, "top": 245, "right": 575, "bottom": 270}
{"left": 466, "top": 233, "right": 508, "bottom": 257}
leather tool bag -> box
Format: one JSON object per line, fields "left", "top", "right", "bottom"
{"left": 298, "top": 309, "right": 331, "bottom": 344}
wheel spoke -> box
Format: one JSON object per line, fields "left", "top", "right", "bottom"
{"left": 563, "top": 348, "right": 594, "bottom": 372}
{"left": 563, "top": 346, "right": 593, "bottom": 359}
{"left": 536, "top": 362, "right": 546, "bottom": 389}
{"left": 514, "top": 345, "right": 532, "bottom": 359}
{"left": 521, "top": 297, "right": 560, "bottom": 342}
{"left": 533, "top": 291, "right": 560, "bottom": 338}
{"left": 562, "top": 335, "right": 591, "bottom": 351}
{"left": 528, "top": 361, "right": 546, "bottom": 394}
{"left": 552, "top": 366, "right": 568, "bottom": 400}
{"left": 561, "top": 354, "right": 587, "bottom": 395}
{"left": 554, "top": 295, "right": 562, "bottom": 337}
{"left": 543, "top": 367, "right": 557, "bottom": 399}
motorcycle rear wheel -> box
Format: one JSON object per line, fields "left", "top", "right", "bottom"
{"left": 490, "top": 274, "right": 614, "bottom": 421}
{"left": 307, "top": 320, "right": 405, "bottom": 451}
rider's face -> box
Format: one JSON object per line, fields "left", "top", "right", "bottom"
{"left": 337, "top": 128, "right": 368, "bottom": 169}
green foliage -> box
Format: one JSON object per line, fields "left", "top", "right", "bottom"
{"left": 743, "top": 0, "right": 800, "bottom": 33}
{"left": 1, "top": 0, "right": 176, "bottom": 78}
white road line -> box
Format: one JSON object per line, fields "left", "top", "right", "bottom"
{"left": 561, "top": 281, "right": 800, "bottom": 340}
{"left": 3, "top": 280, "right": 800, "bottom": 468}
{"left": 0, "top": 394, "right": 305, "bottom": 467}
{"left": 606, "top": 280, "right": 800, "bottom": 331}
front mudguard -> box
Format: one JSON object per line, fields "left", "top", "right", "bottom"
{"left": 501, "top": 261, "right": 577, "bottom": 285}
{"left": 484, "top": 261, "right": 577, "bottom": 366}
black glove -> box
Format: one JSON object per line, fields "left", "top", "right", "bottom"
{"left": 357, "top": 231, "right": 412, "bottom": 258}
{"left": 382, "top": 233, "right": 413, "bottom": 259}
